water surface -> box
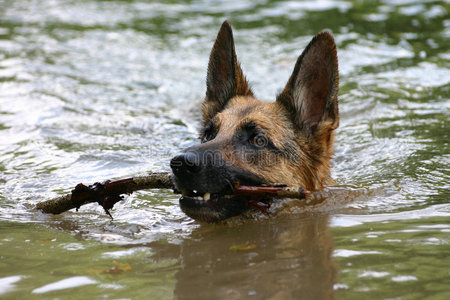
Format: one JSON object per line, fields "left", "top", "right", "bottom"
{"left": 0, "top": 0, "right": 449, "bottom": 299}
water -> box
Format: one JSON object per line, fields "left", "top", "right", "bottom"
{"left": 0, "top": 0, "right": 449, "bottom": 298}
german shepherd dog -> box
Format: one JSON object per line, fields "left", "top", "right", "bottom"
{"left": 170, "top": 21, "right": 339, "bottom": 222}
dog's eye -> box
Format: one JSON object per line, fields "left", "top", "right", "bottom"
{"left": 202, "top": 133, "right": 214, "bottom": 143}
{"left": 249, "top": 133, "right": 268, "bottom": 148}
{"left": 201, "top": 123, "right": 216, "bottom": 143}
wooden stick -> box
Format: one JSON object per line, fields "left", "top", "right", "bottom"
{"left": 235, "top": 185, "right": 310, "bottom": 199}
{"left": 35, "top": 172, "right": 173, "bottom": 215}
{"left": 35, "top": 172, "right": 311, "bottom": 216}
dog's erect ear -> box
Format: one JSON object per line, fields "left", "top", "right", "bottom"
{"left": 202, "top": 20, "right": 253, "bottom": 125}
{"left": 276, "top": 31, "right": 339, "bottom": 133}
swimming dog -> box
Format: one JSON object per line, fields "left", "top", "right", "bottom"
{"left": 170, "top": 21, "right": 339, "bottom": 222}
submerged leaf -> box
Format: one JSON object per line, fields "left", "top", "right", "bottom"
{"left": 113, "top": 261, "right": 132, "bottom": 271}
{"left": 86, "top": 261, "right": 132, "bottom": 275}
{"left": 105, "top": 267, "right": 124, "bottom": 274}
{"left": 229, "top": 242, "right": 257, "bottom": 251}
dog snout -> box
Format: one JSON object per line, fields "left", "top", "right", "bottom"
{"left": 170, "top": 152, "right": 202, "bottom": 176}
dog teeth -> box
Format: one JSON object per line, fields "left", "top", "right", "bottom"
{"left": 203, "top": 192, "right": 210, "bottom": 201}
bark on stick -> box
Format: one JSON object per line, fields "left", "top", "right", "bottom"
{"left": 35, "top": 172, "right": 312, "bottom": 215}
{"left": 35, "top": 172, "right": 173, "bottom": 215}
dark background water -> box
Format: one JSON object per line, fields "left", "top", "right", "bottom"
{"left": 0, "top": 0, "right": 449, "bottom": 299}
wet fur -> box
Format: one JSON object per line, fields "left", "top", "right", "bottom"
{"left": 171, "top": 20, "right": 339, "bottom": 222}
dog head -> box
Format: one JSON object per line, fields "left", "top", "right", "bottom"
{"left": 171, "top": 21, "right": 339, "bottom": 222}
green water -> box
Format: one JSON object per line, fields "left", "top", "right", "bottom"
{"left": 0, "top": 0, "right": 449, "bottom": 299}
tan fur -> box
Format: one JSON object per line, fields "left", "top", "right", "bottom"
{"left": 203, "top": 95, "right": 336, "bottom": 191}
{"left": 171, "top": 21, "right": 339, "bottom": 222}
{"left": 198, "top": 20, "right": 338, "bottom": 193}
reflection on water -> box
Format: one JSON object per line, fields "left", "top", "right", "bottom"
{"left": 175, "top": 214, "right": 336, "bottom": 300}
{"left": 0, "top": 0, "right": 449, "bottom": 298}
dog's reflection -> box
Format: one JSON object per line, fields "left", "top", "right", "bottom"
{"left": 174, "top": 213, "right": 336, "bottom": 300}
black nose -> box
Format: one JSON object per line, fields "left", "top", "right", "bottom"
{"left": 170, "top": 152, "right": 202, "bottom": 176}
